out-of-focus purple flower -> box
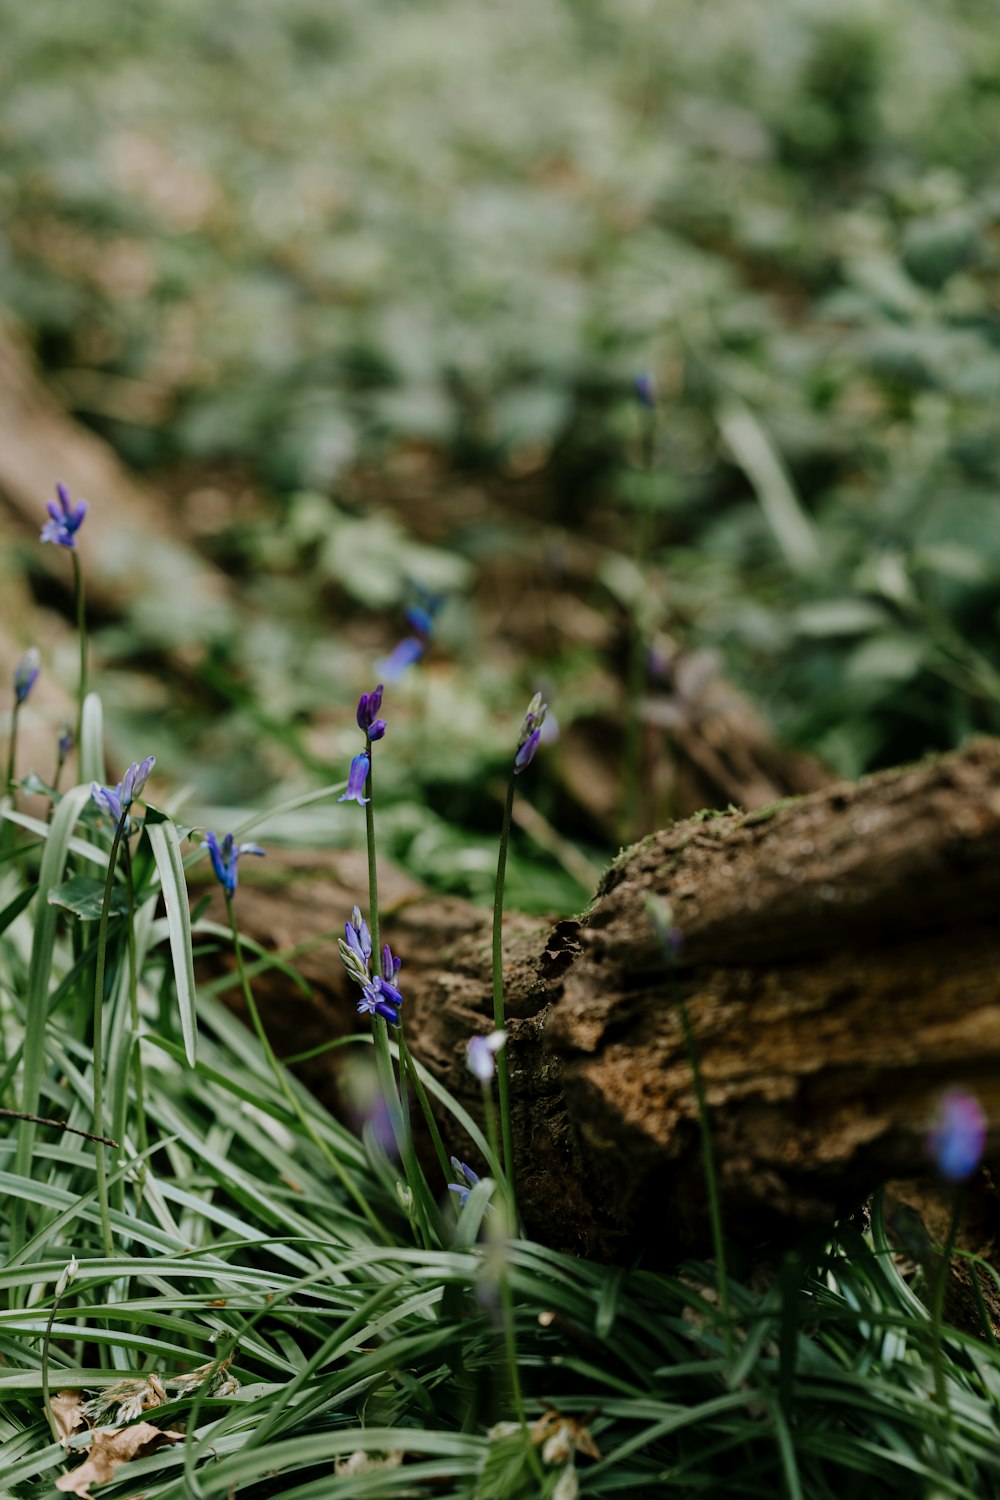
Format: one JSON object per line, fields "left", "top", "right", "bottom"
{"left": 13, "top": 648, "right": 40, "bottom": 706}
{"left": 205, "top": 830, "right": 265, "bottom": 899}
{"left": 377, "top": 636, "right": 425, "bottom": 682}
{"left": 120, "top": 756, "right": 155, "bottom": 809}
{"left": 356, "top": 684, "right": 387, "bottom": 741}
{"left": 928, "top": 1089, "right": 987, "bottom": 1182}
{"left": 467, "top": 1030, "right": 506, "bottom": 1083}
{"left": 634, "top": 372, "right": 658, "bottom": 410}
{"left": 40, "top": 483, "right": 88, "bottom": 549}
{"left": 58, "top": 727, "right": 74, "bottom": 759}
{"left": 338, "top": 752, "right": 370, "bottom": 805}
{"left": 448, "top": 1157, "right": 482, "bottom": 1208}
{"left": 513, "top": 692, "right": 548, "bottom": 775}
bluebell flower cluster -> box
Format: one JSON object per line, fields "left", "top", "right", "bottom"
{"left": 13, "top": 648, "right": 40, "bottom": 706}
{"left": 40, "top": 483, "right": 88, "bottom": 549}
{"left": 928, "top": 1088, "right": 986, "bottom": 1182}
{"left": 91, "top": 756, "right": 155, "bottom": 832}
{"left": 338, "top": 905, "right": 404, "bottom": 1026}
{"left": 205, "top": 831, "right": 266, "bottom": 898}
{"left": 514, "top": 692, "right": 548, "bottom": 775}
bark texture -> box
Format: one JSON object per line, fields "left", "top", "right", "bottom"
{"left": 202, "top": 738, "right": 1000, "bottom": 1264}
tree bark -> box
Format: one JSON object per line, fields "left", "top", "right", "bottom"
{"left": 202, "top": 737, "right": 1000, "bottom": 1264}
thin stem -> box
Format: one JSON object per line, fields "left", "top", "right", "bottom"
{"left": 398, "top": 1030, "right": 452, "bottom": 1189}
{"left": 674, "top": 988, "right": 733, "bottom": 1363}
{"left": 931, "top": 1189, "right": 964, "bottom": 1413}
{"left": 620, "top": 403, "right": 657, "bottom": 845}
{"left": 491, "top": 774, "right": 518, "bottom": 1222}
{"left": 224, "top": 894, "right": 389, "bottom": 1242}
{"left": 0, "top": 1108, "right": 116, "bottom": 1144}
{"left": 93, "top": 815, "right": 128, "bottom": 1258}
{"left": 5, "top": 700, "right": 19, "bottom": 798}
{"left": 71, "top": 549, "right": 87, "bottom": 760}
{"left": 482, "top": 1081, "right": 544, "bottom": 1485}
{"left": 122, "top": 842, "right": 148, "bottom": 1203}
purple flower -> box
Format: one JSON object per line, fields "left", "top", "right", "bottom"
{"left": 356, "top": 684, "right": 387, "bottom": 742}
{"left": 357, "top": 983, "right": 401, "bottom": 1025}
{"left": 13, "top": 648, "right": 40, "bottom": 706}
{"left": 91, "top": 781, "right": 125, "bottom": 826}
{"left": 205, "top": 830, "right": 265, "bottom": 898}
{"left": 928, "top": 1089, "right": 986, "bottom": 1182}
{"left": 467, "top": 1030, "right": 506, "bottom": 1083}
{"left": 513, "top": 692, "right": 548, "bottom": 775}
{"left": 40, "top": 482, "right": 88, "bottom": 549}
{"left": 448, "top": 1157, "right": 482, "bottom": 1208}
{"left": 338, "top": 906, "right": 405, "bottom": 1026}
{"left": 58, "top": 727, "right": 74, "bottom": 759}
{"left": 338, "top": 752, "right": 370, "bottom": 805}
{"left": 377, "top": 636, "right": 425, "bottom": 682}
{"left": 120, "top": 756, "right": 155, "bottom": 810}
{"left": 634, "top": 371, "right": 658, "bottom": 410}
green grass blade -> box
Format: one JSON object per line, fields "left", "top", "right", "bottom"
{"left": 145, "top": 818, "right": 198, "bottom": 1066}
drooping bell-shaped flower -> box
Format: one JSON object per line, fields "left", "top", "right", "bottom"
{"left": 338, "top": 752, "right": 370, "bottom": 805}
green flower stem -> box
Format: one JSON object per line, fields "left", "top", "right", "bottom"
{"left": 674, "top": 987, "right": 733, "bottom": 1364}
{"left": 71, "top": 549, "right": 87, "bottom": 760}
{"left": 224, "top": 892, "right": 390, "bottom": 1243}
{"left": 93, "top": 814, "right": 128, "bottom": 1258}
{"left": 363, "top": 747, "right": 436, "bottom": 1245}
{"left": 4, "top": 700, "right": 20, "bottom": 799}
{"left": 491, "top": 774, "right": 518, "bottom": 1222}
{"left": 398, "top": 1029, "right": 452, "bottom": 1189}
{"left": 122, "top": 842, "right": 148, "bottom": 1203}
{"left": 620, "top": 402, "right": 657, "bottom": 846}
{"left": 482, "top": 1079, "right": 543, "bottom": 1484}
{"left": 931, "top": 1189, "right": 964, "bottom": 1413}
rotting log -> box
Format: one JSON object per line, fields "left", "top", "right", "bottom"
{"left": 199, "top": 738, "right": 1000, "bottom": 1266}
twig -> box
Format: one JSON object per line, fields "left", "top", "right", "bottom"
{"left": 0, "top": 1107, "right": 118, "bottom": 1147}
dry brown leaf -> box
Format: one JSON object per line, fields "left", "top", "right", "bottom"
{"left": 55, "top": 1422, "right": 183, "bottom": 1498}
{"left": 50, "top": 1390, "right": 87, "bottom": 1446}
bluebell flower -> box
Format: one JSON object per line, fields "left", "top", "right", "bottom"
{"left": 448, "top": 1157, "right": 482, "bottom": 1207}
{"left": 58, "top": 727, "right": 74, "bottom": 759}
{"left": 377, "top": 636, "right": 425, "bottom": 682}
{"left": 205, "top": 830, "right": 265, "bottom": 898}
{"left": 356, "top": 684, "right": 387, "bottom": 741}
{"left": 338, "top": 906, "right": 404, "bottom": 1026}
{"left": 13, "top": 648, "right": 40, "bottom": 706}
{"left": 634, "top": 371, "right": 658, "bottom": 410}
{"left": 119, "top": 755, "right": 155, "bottom": 810}
{"left": 338, "top": 752, "right": 370, "bottom": 805}
{"left": 40, "top": 482, "right": 88, "bottom": 549}
{"left": 467, "top": 1030, "right": 506, "bottom": 1083}
{"left": 513, "top": 692, "right": 548, "bottom": 775}
{"left": 91, "top": 782, "right": 125, "bottom": 826}
{"left": 928, "top": 1089, "right": 986, "bottom": 1182}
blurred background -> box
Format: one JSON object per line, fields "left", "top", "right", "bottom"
{"left": 2, "top": 0, "right": 1000, "bottom": 914}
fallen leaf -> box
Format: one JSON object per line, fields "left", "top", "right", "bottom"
{"left": 51, "top": 1390, "right": 87, "bottom": 1446}
{"left": 55, "top": 1422, "right": 183, "bottom": 1498}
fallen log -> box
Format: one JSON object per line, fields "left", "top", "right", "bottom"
{"left": 201, "top": 737, "right": 1000, "bottom": 1267}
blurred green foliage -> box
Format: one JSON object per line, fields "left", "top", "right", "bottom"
{"left": 4, "top": 0, "right": 1000, "bottom": 902}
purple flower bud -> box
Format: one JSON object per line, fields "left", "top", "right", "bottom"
{"left": 513, "top": 727, "right": 541, "bottom": 775}
{"left": 120, "top": 755, "right": 155, "bottom": 809}
{"left": 338, "top": 752, "right": 370, "bottom": 805}
{"left": 58, "top": 726, "right": 74, "bottom": 758}
{"left": 356, "top": 685, "right": 385, "bottom": 737}
{"left": 448, "top": 1157, "right": 488, "bottom": 1209}
{"left": 40, "top": 482, "right": 88, "bottom": 549}
{"left": 13, "top": 648, "right": 40, "bottom": 706}
{"left": 205, "top": 830, "right": 265, "bottom": 898}
{"left": 514, "top": 692, "right": 548, "bottom": 774}
{"left": 375, "top": 974, "right": 404, "bottom": 1009}
{"left": 382, "top": 943, "right": 401, "bottom": 983}
{"left": 346, "top": 906, "right": 372, "bottom": 963}
{"left": 928, "top": 1089, "right": 986, "bottom": 1182}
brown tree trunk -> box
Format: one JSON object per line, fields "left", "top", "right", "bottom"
{"left": 203, "top": 737, "right": 1000, "bottom": 1265}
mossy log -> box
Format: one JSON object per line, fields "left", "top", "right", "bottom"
{"left": 202, "top": 737, "right": 1000, "bottom": 1265}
